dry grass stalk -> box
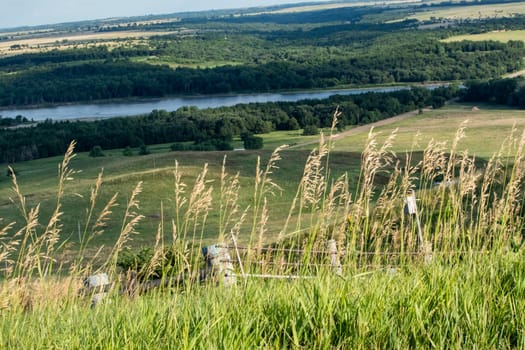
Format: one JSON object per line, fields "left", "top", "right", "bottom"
{"left": 249, "top": 145, "right": 286, "bottom": 246}
{"left": 141, "top": 222, "right": 164, "bottom": 281}
{"left": 256, "top": 198, "right": 269, "bottom": 257}
{"left": 493, "top": 129, "right": 525, "bottom": 244}
{"left": 474, "top": 127, "right": 513, "bottom": 248}
{"left": 218, "top": 156, "right": 241, "bottom": 242}
{"left": 422, "top": 139, "right": 447, "bottom": 185}
{"left": 351, "top": 128, "right": 397, "bottom": 255}
{"left": 230, "top": 208, "right": 249, "bottom": 277}
{"left": 42, "top": 142, "right": 78, "bottom": 272}
{"left": 280, "top": 135, "right": 328, "bottom": 240}
{"left": 0, "top": 221, "right": 17, "bottom": 276}
{"left": 80, "top": 171, "right": 119, "bottom": 243}
{"left": 106, "top": 181, "right": 145, "bottom": 273}
{"left": 183, "top": 164, "right": 213, "bottom": 244}
{"left": 323, "top": 174, "right": 351, "bottom": 245}
{"left": 172, "top": 161, "right": 188, "bottom": 235}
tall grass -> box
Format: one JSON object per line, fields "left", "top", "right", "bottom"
{"left": 1, "top": 111, "right": 525, "bottom": 348}
{"left": 1, "top": 253, "right": 524, "bottom": 348}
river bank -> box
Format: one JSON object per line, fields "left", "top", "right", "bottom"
{"left": 0, "top": 83, "right": 448, "bottom": 121}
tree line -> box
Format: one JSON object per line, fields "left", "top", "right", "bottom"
{"left": 1, "top": 11, "right": 524, "bottom": 107}
{"left": 461, "top": 77, "right": 525, "bottom": 107}
{"left": 0, "top": 86, "right": 457, "bottom": 163}
{"left": 0, "top": 38, "right": 519, "bottom": 107}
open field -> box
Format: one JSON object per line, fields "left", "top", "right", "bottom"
{"left": 253, "top": 0, "right": 420, "bottom": 15}
{"left": 0, "top": 30, "right": 178, "bottom": 56}
{"left": 1, "top": 102, "right": 525, "bottom": 348}
{"left": 406, "top": 1, "right": 525, "bottom": 21}
{"left": 0, "top": 102, "right": 523, "bottom": 255}
{"left": 443, "top": 29, "right": 525, "bottom": 43}
{"left": 0, "top": 142, "right": 357, "bottom": 250}
{"left": 331, "top": 102, "right": 525, "bottom": 158}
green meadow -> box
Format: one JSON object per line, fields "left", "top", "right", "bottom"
{"left": 0, "top": 102, "right": 525, "bottom": 348}
{"left": 0, "top": 102, "right": 523, "bottom": 253}
{"left": 1, "top": 102, "right": 525, "bottom": 348}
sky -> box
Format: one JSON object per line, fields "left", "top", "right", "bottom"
{"left": 1, "top": 0, "right": 329, "bottom": 29}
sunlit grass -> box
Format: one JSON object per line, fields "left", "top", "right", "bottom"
{"left": 1, "top": 105, "right": 525, "bottom": 348}
{"left": 333, "top": 102, "right": 525, "bottom": 158}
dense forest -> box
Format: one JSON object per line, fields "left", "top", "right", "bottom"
{"left": 0, "top": 8, "right": 524, "bottom": 106}
{"left": 461, "top": 77, "right": 525, "bottom": 107}
{"left": 0, "top": 86, "right": 456, "bottom": 162}
{"left": 0, "top": 1, "right": 523, "bottom": 162}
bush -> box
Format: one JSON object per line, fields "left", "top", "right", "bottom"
{"left": 212, "top": 140, "right": 233, "bottom": 151}
{"left": 303, "top": 125, "right": 319, "bottom": 136}
{"left": 122, "top": 146, "right": 133, "bottom": 156}
{"left": 170, "top": 143, "right": 188, "bottom": 151}
{"left": 139, "top": 144, "right": 150, "bottom": 155}
{"left": 171, "top": 141, "right": 234, "bottom": 151}
{"left": 243, "top": 135, "right": 264, "bottom": 149}
{"left": 89, "top": 145, "right": 105, "bottom": 157}
{"left": 117, "top": 246, "right": 186, "bottom": 281}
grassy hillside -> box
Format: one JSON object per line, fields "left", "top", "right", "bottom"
{"left": 0, "top": 132, "right": 354, "bottom": 251}
{"left": 0, "top": 102, "right": 523, "bottom": 256}
{"left": 333, "top": 102, "right": 525, "bottom": 157}
{"left": 1, "top": 102, "right": 525, "bottom": 348}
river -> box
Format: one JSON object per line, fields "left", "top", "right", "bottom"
{"left": 0, "top": 85, "right": 437, "bottom": 121}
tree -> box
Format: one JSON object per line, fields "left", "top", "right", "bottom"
{"left": 287, "top": 117, "right": 300, "bottom": 130}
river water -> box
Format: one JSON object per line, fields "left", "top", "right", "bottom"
{"left": 0, "top": 85, "right": 431, "bottom": 121}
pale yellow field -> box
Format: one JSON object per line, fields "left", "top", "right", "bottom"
{"left": 407, "top": 2, "right": 525, "bottom": 21}
{"left": 97, "top": 17, "right": 180, "bottom": 29}
{"left": 250, "top": 0, "right": 420, "bottom": 15}
{"left": 443, "top": 30, "right": 525, "bottom": 43}
{"left": 0, "top": 30, "right": 178, "bottom": 56}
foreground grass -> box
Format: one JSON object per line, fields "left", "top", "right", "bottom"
{"left": 1, "top": 106, "right": 525, "bottom": 348}
{"left": 1, "top": 252, "right": 524, "bottom": 349}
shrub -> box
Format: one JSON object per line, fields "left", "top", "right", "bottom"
{"left": 170, "top": 143, "right": 188, "bottom": 151}
{"left": 117, "top": 246, "right": 187, "bottom": 281}
{"left": 138, "top": 144, "right": 150, "bottom": 155}
{"left": 122, "top": 146, "right": 133, "bottom": 156}
{"left": 243, "top": 135, "right": 264, "bottom": 149}
{"left": 302, "top": 124, "right": 319, "bottom": 135}
{"left": 89, "top": 145, "right": 105, "bottom": 157}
